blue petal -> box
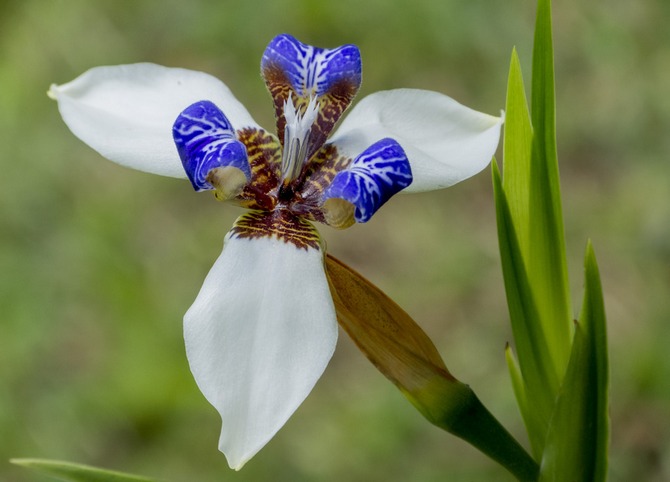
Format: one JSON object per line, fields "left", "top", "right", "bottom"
{"left": 323, "top": 138, "right": 413, "bottom": 223}
{"left": 173, "top": 101, "right": 251, "bottom": 191}
{"left": 261, "top": 34, "right": 361, "bottom": 98}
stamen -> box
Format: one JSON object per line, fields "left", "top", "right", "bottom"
{"left": 281, "top": 95, "right": 319, "bottom": 183}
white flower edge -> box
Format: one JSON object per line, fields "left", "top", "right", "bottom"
{"left": 329, "top": 89, "right": 503, "bottom": 193}
{"left": 48, "top": 63, "right": 259, "bottom": 178}
{"left": 184, "top": 232, "right": 338, "bottom": 470}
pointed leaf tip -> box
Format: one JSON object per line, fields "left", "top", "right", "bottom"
{"left": 539, "top": 242, "right": 609, "bottom": 482}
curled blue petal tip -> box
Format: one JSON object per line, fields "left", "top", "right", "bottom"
{"left": 173, "top": 101, "right": 251, "bottom": 191}
{"left": 262, "top": 34, "right": 361, "bottom": 97}
{"left": 324, "top": 138, "right": 412, "bottom": 223}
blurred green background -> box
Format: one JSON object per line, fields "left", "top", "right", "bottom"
{"left": 1, "top": 0, "right": 669, "bottom": 480}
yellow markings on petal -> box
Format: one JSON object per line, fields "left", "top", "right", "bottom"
{"left": 262, "top": 64, "right": 294, "bottom": 146}
{"left": 238, "top": 127, "right": 281, "bottom": 182}
{"left": 236, "top": 127, "right": 282, "bottom": 210}
{"left": 310, "top": 78, "right": 359, "bottom": 145}
{"left": 299, "top": 144, "right": 351, "bottom": 201}
{"left": 230, "top": 210, "right": 322, "bottom": 251}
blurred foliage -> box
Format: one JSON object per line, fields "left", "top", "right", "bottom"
{"left": 1, "top": 0, "right": 669, "bottom": 480}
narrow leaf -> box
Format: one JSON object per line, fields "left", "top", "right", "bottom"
{"left": 539, "top": 242, "right": 609, "bottom": 481}
{"left": 10, "top": 459, "right": 159, "bottom": 482}
{"left": 492, "top": 158, "right": 557, "bottom": 456}
{"left": 504, "top": 345, "right": 527, "bottom": 420}
{"left": 581, "top": 241, "right": 610, "bottom": 480}
{"left": 531, "top": 0, "right": 558, "bottom": 152}
{"left": 502, "top": 48, "right": 533, "bottom": 255}
{"left": 504, "top": 345, "right": 543, "bottom": 458}
{"left": 528, "top": 0, "right": 572, "bottom": 374}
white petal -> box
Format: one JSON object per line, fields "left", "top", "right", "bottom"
{"left": 329, "top": 89, "right": 503, "bottom": 192}
{"left": 48, "top": 63, "right": 259, "bottom": 178}
{"left": 184, "top": 233, "right": 337, "bottom": 469}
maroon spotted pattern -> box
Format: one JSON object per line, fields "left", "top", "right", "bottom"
{"left": 230, "top": 210, "right": 321, "bottom": 251}
{"left": 223, "top": 128, "right": 353, "bottom": 247}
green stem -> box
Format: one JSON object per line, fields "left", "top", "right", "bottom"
{"left": 431, "top": 384, "right": 539, "bottom": 481}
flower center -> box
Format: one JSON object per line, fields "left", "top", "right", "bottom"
{"left": 281, "top": 95, "right": 319, "bottom": 184}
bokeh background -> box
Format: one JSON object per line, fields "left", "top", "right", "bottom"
{"left": 2, "top": 0, "right": 669, "bottom": 480}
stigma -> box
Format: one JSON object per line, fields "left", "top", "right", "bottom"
{"left": 281, "top": 95, "right": 319, "bottom": 184}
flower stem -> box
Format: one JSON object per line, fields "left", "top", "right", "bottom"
{"left": 426, "top": 382, "right": 539, "bottom": 481}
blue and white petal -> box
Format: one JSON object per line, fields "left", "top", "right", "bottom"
{"left": 328, "top": 89, "right": 503, "bottom": 193}
{"left": 261, "top": 34, "right": 361, "bottom": 155}
{"left": 323, "top": 138, "right": 412, "bottom": 223}
{"left": 261, "top": 33, "right": 361, "bottom": 99}
{"left": 48, "top": 63, "right": 259, "bottom": 178}
{"left": 174, "top": 101, "right": 251, "bottom": 192}
{"left": 183, "top": 228, "right": 338, "bottom": 470}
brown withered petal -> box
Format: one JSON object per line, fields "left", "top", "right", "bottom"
{"left": 325, "top": 254, "right": 456, "bottom": 391}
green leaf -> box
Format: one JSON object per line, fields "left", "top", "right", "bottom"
{"left": 492, "top": 159, "right": 557, "bottom": 457}
{"left": 504, "top": 345, "right": 527, "bottom": 421}
{"left": 539, "top": 242, "right": 610, "bottom": 481}
{"left": 527, "top": 0, "right": 572, "bottom": 375}
{"left": 502, "top": 48, "right": 533, "bottom": 255}
{"left": 504, "top": 345, "right": 544, "bottom": 459}
{"left": 497, "top": 0, "right": 574, "bottom": 455}
{"left": 10, "top": 459, "right": 160, "bottom": 482}
{"left": 581, "top": 242, "right": 610, "bottom": 481}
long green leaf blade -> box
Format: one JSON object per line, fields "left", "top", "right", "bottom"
{"left": 539, "top": 242, "right": 610, "bottom": 481}
{"left": 10, "top": 459, "right": 160, "bottom": 482}
{"left": 582, "top": 241, "right": 610, "bottom": 481}
{"left": 492, "top": 159, "right": 557, "bottom": 456}
{"left": 504, "top": 345, "right": 544, "bottom": 459}
{"left": 502, "top": 48, "right": 533, "bottom": 256}
{"left": 528, "top": 0, "right": 572, "bottom": 375}
{"left": 504, "top": 345, "right": 526, "bottom": 421}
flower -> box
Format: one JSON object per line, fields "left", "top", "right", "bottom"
{"left": 48, "top": 34, "right": 502, "bottom": 469}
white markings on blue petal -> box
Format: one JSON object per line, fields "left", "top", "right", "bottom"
{"left": 262, "top": 34, "right": 361, "bottom": 97}
{"left": 323, "top": 138, "right": 412, "bottom": 223}
{"left": 173, "top": 101, "right": 251, "bottom": 191}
